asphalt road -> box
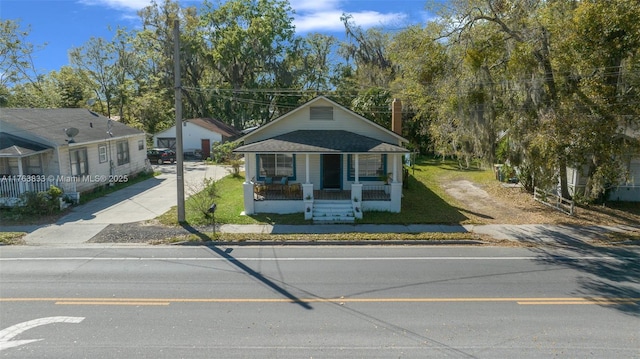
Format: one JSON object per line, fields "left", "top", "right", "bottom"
{"left": 1, "top": 245, "right": 639, "bottom": 358}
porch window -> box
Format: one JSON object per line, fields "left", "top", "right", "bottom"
{"left": 26, "top": 155, "right": 42, "bottom": 174}
{"left": 117, "top": 140, "right": 129, "bottom": 165}
{"left": 257, "top": 154, "right": 295, "bottom": 179}
{"left": 348, "top": 154, "right": 386, "bottom": 180}
{"left": 98, "top": 145, "right": 108, "bottom": 163}
{"left": 70, "top": 148, "right": 89, "bottom": 176}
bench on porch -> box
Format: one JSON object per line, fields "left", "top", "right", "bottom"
{"left": 253, "top": 177, "right": 302, "bottom": 200}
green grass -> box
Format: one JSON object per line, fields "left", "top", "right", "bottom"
{"left": 157, "top": 175, "right": 308, "bottom": 226}
{"left": 0, "top": 232, "right": 26, "bottom": 245}
{"left": 80, "top": 170, "right": 158, "bottom": 204}
{"left": 360, "top": 157, "right": 495, "bottom": 224}
{"left": 158, "top": 157, "right": 495, "bottom": 227}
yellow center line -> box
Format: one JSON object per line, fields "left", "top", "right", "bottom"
{"left": 1, "top": 297, "right": 639, "bottom": 306}
{"left": 56, "top": 301, "right": 170, "bottom": 306}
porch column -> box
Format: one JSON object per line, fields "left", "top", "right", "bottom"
{"left": 305, "top": 154, "right": 310, "bottom": 183}
{"left": 244, "top": 154, "right": 251, "bottom": 182}
{"left": 354, "top": 154, "right": 359, "bottom": 184}
{"left": 17, "top": 157, "right": 25, "bottom": 193}
{"left": 242, "top": 153, "right": 255, "bottom": 215}
{"left": 390, "top": 182, "right": 402, "bottom": 212}
{"left": 392, "top": 154, "right": 398, "bottom": 182}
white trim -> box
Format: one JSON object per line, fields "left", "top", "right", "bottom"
{"left": 238, "top": 96, "right": 409, "bottom": 145}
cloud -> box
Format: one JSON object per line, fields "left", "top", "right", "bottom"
{"left": 79, "top": 0, "right": 409, "bottom": 33}
{"left": 289, "top": 0, "right": 342, "bottom": 12}
{"left": 291, "top": 0, "right": 407, "bottom": 34}
{"left": 78, "top": 0, "right": 153, "bottom": 11}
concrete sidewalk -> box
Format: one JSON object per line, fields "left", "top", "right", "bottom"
{"left": 7, "top": 163, "right": 231, "bottom": 245}
{"left": 2, "top": 160, "right": 637, "bottom": 246}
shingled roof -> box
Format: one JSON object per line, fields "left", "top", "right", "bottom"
{"left": 234, "top": 130, "right": 408, "bottom": 153}
{"left": 0, "top": 108, "right": 144, "bottom": 146}
{"left": 0, "top": 132, "right": 51, "bottom": 157}
{"left": 186, "top": 118, "right": 241, "bottom": 139}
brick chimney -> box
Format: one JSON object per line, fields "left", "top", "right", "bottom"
{"left": 392, "top": 98, "right": 402, "bottom": 136}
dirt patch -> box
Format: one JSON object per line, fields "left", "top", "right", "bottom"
{"left": 442, "top": 179, "right": 640, "bottom": 226}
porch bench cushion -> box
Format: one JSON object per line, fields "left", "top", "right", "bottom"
{"left": 264, "top": 176, "right": 288, "bottom": 193}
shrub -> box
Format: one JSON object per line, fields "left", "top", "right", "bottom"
{"left": 212, "top": 141, "right": 241, "bottom": 164}
{"left": 17, "top": 185, "right": 64, "bottom": 216}
{"left": 186, "top": 177, "right": 220, "bottom": 220}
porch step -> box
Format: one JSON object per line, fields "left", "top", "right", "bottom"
{"left": 312, "top": 201, "right": 354, "bottom": 223}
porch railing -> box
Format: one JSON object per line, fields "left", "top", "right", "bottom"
{"left": 362, "top": 185, "right": 391, "bottom": 201}
{"left": 253, "top": 182, "right": 303, "bottom": 201}
{"left": 252, "top": 183, "right": 392, "bottom": 201}
{"left": 0, "top": 177, "right": 77, "bottom": 200}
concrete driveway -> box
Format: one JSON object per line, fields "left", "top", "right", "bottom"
{"left": 19, "top": 162, "right": 232, "bottom": 245}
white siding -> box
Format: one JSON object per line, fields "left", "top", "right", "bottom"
{"left": 627, "top": 158, "right": 640, "bottom": 185}
{"left": 245, "top": 98, "right": 402, "bottom": 146}
{"left": 67, "top": 134, "right": 148, "bottom": 193}
{"left": 153, "top": 123, "right": 223, "bottom": 151}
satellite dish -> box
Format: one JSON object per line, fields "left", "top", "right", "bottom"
{"left": 65, "top": 127, "right": 79, "bottom": 143}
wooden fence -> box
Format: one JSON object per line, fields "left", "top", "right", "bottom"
{"left": 534, "top": 187, "right": 574, "bottom": 215}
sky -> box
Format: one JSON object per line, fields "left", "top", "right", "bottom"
{"left": 1, "top": 0, "right": 438, "bottom": 74}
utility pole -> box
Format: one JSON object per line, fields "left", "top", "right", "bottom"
{"left": 174, "top": 19, "right": 185, "bottom": 222}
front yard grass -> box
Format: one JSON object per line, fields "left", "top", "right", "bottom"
{"left": 158, "top": 157, "right": 493, "bottom": 227}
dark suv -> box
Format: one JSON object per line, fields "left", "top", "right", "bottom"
{"left": 147, "top": 148, "right": 176, "bottom": 164}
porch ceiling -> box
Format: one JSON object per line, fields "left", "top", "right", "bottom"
{"left": 0, "top": 132, "right": 51, "bottom": 157}
{"left": 234, "top": 130, "right": 408, "bottom": 153}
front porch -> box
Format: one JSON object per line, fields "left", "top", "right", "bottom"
{"left": 253, "top": 185, "right": 391, "bottom": 202}
{"left": 0, "top": 177, "right": 78, "bottom": 207}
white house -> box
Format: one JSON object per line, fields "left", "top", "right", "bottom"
{"left": 0, "top": 108, "right": 148, "bottom": 205}
{"left": 567, "top": 159, "right": 640, "bottom": 202}
{"left": 233, "top": 96, "right": 409, "bottom": 222}
{"left": 153, "top": 118, "right": 241, "bottom": 160}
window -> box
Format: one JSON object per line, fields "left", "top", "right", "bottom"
{"left": 258, "top": 154, "right": 294, "bottom": 179}
{"left": 310, "top": 106, "right": 333, "bottom": 121}
{"left": 98, "top": 145, "right": 108, "bottom": 163}
{"left": 70, "top": 148, "right": 88, "bottom": 176}
{"left": 138, "top": 139, "right": 144, "bottom": 151}
{"left": 26, "top": 155, "right": 42, "bottom": 174}
{"left": 117, "top": 140, "right": 129, "bottom": 166}
{"left": 348, "top": 154, "right": 385, "bottom": 180}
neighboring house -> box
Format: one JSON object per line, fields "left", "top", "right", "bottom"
{"left": 153, "top": 118, "right": 241, "bottom": 160}
{"left": 0, "top": 108, "right": 147, "bottom": 206}
{"left": 233, "top": 96, "right": 409, "bottom": 222}
{"left": 564, "top": 126, "right": 640, "bottom": 202}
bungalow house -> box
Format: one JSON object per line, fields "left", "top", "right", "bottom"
{"left": 0, "top": 108, "right": 147, "bottom": 206}
{"left": 153, "top": 118, "right": 241, "bottom": 160}
{"left": 233, "top": 96, "right": 409, "bottom": 222}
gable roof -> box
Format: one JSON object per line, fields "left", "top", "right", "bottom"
{"left": 239, "top": 95, "right": 408, "bottom": 145}
{"left": 186, "top": 118, "right": 241, "bottom": 138}
{"left": 234, "top": 130, "right": 408, "bottom": 153}
{"left": 0, "top": 108, "right": 144, "bottom": 146}
{"left": 0, "top": 132, "right": 52, "bottom": 157}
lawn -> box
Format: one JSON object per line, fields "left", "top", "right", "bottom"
{"left": 158, "top": 157, "right": 495, "bottom": 226}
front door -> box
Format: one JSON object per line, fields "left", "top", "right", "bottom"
{"left": 201, "top": 139, "right": 211, "bottom": 160}
{"left": 322, "top": 154, "right": 341, "bottom": 189}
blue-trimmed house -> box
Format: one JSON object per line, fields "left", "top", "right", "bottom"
{"left": 233, "top": 96, "right": 409, "bottom": 222}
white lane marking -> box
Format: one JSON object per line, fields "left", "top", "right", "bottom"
{"left": 0, "top": 316, "right": 85, "bottom": 351}
{"left": 0, "top": 256, "right": 618, "bottom": 261}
